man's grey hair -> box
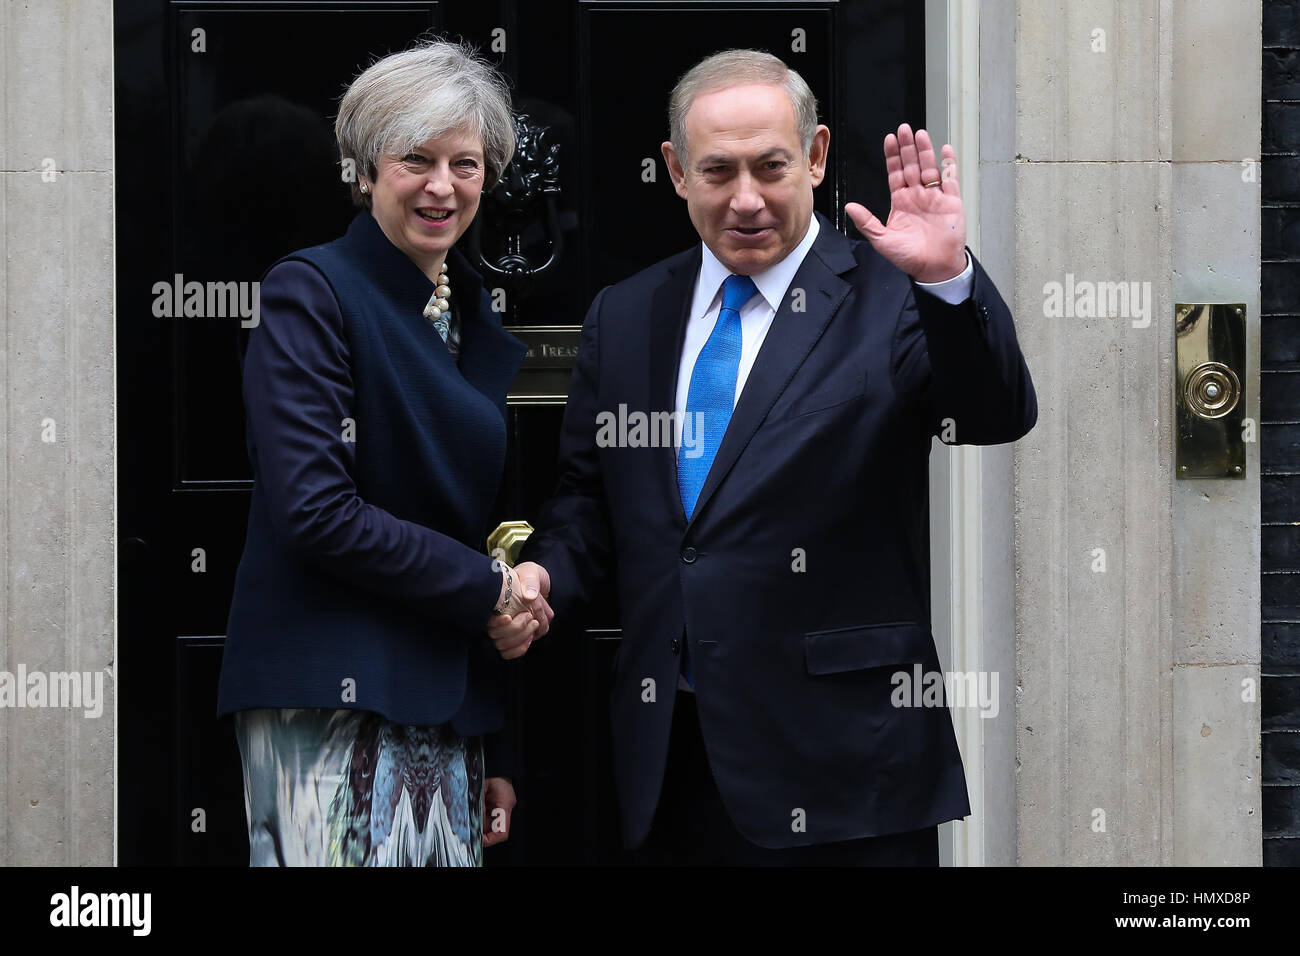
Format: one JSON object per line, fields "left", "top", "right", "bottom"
{"left": 668, "top": 49, "right": 818, "bottom": 166}
{"left": 336, "top": 38, "right": 515, "bottom": 208}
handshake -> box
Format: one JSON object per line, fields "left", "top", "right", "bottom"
{"left": 486, "top": 561, "right": 554, "bottom": 660}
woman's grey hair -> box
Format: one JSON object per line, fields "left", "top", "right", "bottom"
{"left": 336, "top": 38, "right": 515, "bottom": 207}
{"left": 668, "top": 49, "right": 818, "bottom": 166}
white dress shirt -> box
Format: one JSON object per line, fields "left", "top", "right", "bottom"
{"left": 674, "top": 214, "right": 975, "bottom": 428}
{"left": 673, "top": 212, "right": 974, "bottom": 692}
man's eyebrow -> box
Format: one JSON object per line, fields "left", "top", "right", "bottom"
{"left": 695, "top": 148, "right": 794, "bottom": 168}
{"left": 694, "top": 154, "right": 734, "bottom": 169}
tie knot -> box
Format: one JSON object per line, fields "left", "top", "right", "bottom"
{"left": 721, "top": 273, "right": 758, "bottom": 313}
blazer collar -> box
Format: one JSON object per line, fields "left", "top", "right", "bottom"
{"left": 647, "top": 210, "right": 858, "bottom": 529}
{"left": 450, "top": 244, "right": 528, "bottom": 409}
{"left": 340, "top": 209, "right": 437, "bottom": 303}
{"left": 340, "top": 210, "right": 526, "bottom": 407}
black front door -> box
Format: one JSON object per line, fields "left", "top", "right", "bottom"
{"left": 114, "top": 0, "right": 924, "bottom": 865}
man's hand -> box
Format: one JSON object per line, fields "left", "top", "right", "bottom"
{"left": 513, "top": 562, "right": 553, "bottom": 627}
{"left": 845, "top": 124, "right": 967, "bottom": 283}
{"left": 486, "top": 561, "right": 554, "bottom": 660}
{"left": 482, "top": 776, "right": 516, "bottom": 848}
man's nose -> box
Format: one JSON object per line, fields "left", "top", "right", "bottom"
{"left": 730, "top": 172, "right": 764, "bottom": 216}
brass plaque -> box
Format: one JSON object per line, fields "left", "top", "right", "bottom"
{"left": 507, "top": 325, "right": 581, "bottom": 405}
{"left": 1174, "top": 303, "right": 1247, "bottom": 479}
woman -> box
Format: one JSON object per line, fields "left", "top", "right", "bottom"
{"left": 217, "top": 39, "right": 552, "bottom": 867}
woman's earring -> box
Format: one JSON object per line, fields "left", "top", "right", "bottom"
{"left": 360, "top": 182, "right": 369, "bottom": 194}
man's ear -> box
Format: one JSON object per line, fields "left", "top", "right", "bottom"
{"left": 661, "top": 141, "right": 689, "bottom": 200}
{"left": 808, "top": 125, "right": 831, "bottom": 188}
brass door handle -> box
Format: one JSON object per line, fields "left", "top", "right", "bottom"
{"left": 487, "top": 520, "right": 535, "bottom": 566}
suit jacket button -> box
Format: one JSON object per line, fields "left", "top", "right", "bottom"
{"left": 681, "top": 547, "right": 697, "bottom": 563}
{"left": 671, "top": 637, "right": 681, "bottom": 654}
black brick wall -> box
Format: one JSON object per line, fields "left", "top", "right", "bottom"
{"left": 1263, "top": 0, "right": 1300, "bottom": 868}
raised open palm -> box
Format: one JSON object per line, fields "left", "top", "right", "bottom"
{"left": 845, "top": 124, "right": 967, "bottom": 284}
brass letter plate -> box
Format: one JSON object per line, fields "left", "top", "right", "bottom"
{"left": 506, "top": 325, "right": 581, "bottom": 405}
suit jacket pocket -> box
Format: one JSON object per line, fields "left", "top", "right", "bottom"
{"left": 769, "top": 371, "right": 867, "bottom": 423}
{"left": 803, "top": 621, "right": 932, "bottom": 675}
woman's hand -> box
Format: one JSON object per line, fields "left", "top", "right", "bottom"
{"left": 487, "top": 561, "right": 554, "bottom": 659}
{"left": 487, "top": 608, "right": 541, "bottom": 659}
{"left": 482, "top": 776, "right": 516, "bottom": 847}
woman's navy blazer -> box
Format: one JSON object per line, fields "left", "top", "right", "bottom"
{"left": 216, "top": 211, "right": 527, "bottom": 736}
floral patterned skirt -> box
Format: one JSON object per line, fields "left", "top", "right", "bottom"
{"left": 233, "top": 708, "right": 483, "bottom": 866}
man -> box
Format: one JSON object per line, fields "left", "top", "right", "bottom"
{"left": 504, "top": 49, "right": 1037, "bottom": 864}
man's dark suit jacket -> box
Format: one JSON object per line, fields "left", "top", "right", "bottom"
{"left": 217, "top": 211, "right": 527, "bottom": 767}
{"left": 520, "top": 211, "right": 1037, "bottom": 849}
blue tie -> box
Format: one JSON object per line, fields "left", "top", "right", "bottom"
{"left": 677, "top": 273, "right": 757, "bottom": 687}
{"left": 678, "top": 273, "right": 757, "bottom": 519}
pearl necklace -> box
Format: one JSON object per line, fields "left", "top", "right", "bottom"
{"left": 422, "top": 260, "right": 452, "bottom": 322}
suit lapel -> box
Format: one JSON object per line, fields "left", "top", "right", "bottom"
{"left": 457, "top": 292, "right": 528, "bottom": 409}
{"left": 447, "top": 246, "right": 527, "bottom": 410}
{"left": 687, "top": 214, "right": 858, "bottom": 528}
{"left": 648, "top": 247, "right": 702, "bottom": 528}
